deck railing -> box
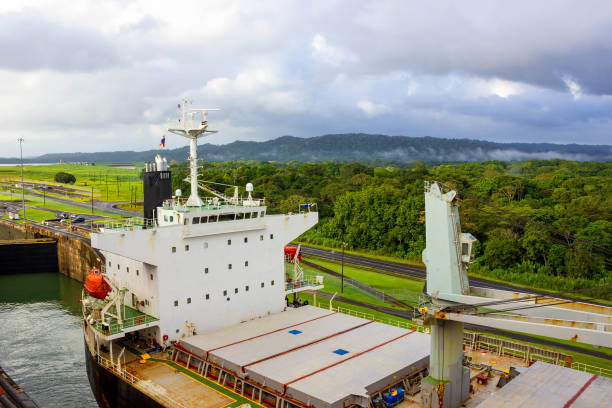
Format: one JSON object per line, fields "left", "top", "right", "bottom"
{"left": 96, "top": 353, "right": 189, "bottom": 408}
{"left": 93, "top": 217, "right": 156, "bottom": 232}
{"left": 322, "top": 304, "right": 612, "bottom": 378}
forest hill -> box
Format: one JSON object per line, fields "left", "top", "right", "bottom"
{"left": 170, "top": 159, "right": 611, "bottom": 299}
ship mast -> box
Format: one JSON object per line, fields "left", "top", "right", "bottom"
{"left": 167, "top": 100, "right": 219, "bottom": 207}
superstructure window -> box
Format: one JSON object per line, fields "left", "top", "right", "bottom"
{"left": 203, "top": 242, "right": 208, "bottom": 249}
{"left": 270, "top": 234, "right": 274, "bottom": 239}
{"left": 271, "top": 280, "right": 275, "bottom": 286}
{"left": 187, "top": 297, "right": 191, "bottom": 304}
{"left": 261, "top": 282, "right": 265, "bottom": 288}
{"left": 260, "top": 211, "right": 265, "bottom": 217}
{"left": 136, "top": 270, "right": 139, "bottom": 276}
{"left": 192, "top": 217, "right": 200, "bottom": 225}
{"left": 260, "top": 235, "right": 264, "bottom": 241}
{"left": 205, "top": 294, "right": 210, "bottom": 300}
{"left": 219, "top": 214, "right": 235, "bottom": 222}
{"left": 245, "top": 285, "right": 249, "bottom": 291}
{"left": 201, "top": 216, "right": 208, "bottom": 223}
{"left": 169, "top": 216, "right": 174, "bottom": 222}
{"left": 150, "top": 274, "right": 153, "bottom": 280}
{"left": 126, "top": 267, "right": 129, "bottom": 273}
{"left": 227, "top": 239, "right": 231, "bottom": 245}
{"left": 223, "top": 290, "right": 227, "bottom": 296}
{"left": 244, "top": 261, "right": 249, "bottom": 267}
{"left": 252, "top": 212, "right": 258, "bottom": 218}
{"left": 174, "top": 300, "right": 178, "bottom": 307}
{"left": 117, "top": 264, "right": 120, "bottom": 270}
{"left": 244, "top": 237, "right": 248, "bottom": 243}
{"left": 228, "top": 264, "right": 232, "bottom": 270}
{"left": 204, "top": 267, "right": 209, "bottom": 274}
{"left": 108, "top": 261, "right": 111, "bottom": 267}
{"left": 234, "top": 288, "right": 238, "bottom": 294}
{"left": 209, "top": 215, "right": 217, "bottom": 222}
{"left": 172, "top": 246, "right": 176, "bottom": 253}
{"left": 164, "top": 215, "right": 168, "bottom": 222}
{"left": 185, "top": 245, "right": 189, "bottom": 251}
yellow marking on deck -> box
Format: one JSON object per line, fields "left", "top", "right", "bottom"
{"left": 153, "top": 357, "right": 265, "bottom": 408}
{"left": 177, "top": 371, "right": 237, "bottom": 408}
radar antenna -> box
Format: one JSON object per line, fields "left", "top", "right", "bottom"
{"left": 167, "top": 100, "right": 220, "bottom": 207}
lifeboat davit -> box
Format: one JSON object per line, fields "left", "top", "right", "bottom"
{"left": 284, "top": 246, "right": 301, "bottom": 262}
{"left": 84, "top": 267, "right": 111, "bottom": 300}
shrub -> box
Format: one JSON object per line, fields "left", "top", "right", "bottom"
{"left": 54, "top": 172, "right": 76, "bottom": 184}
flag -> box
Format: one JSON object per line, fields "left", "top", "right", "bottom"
{"left": 160, "top": 136, "right": 166, "bottom": 148}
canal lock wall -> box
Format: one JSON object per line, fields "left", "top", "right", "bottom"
{"left": 0, "top": 219, "right": 101, "bottom": 282}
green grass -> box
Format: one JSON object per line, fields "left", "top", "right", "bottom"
{"left": 0, "top": 190, "right": 122, "bottom": 219}
{"left": 295, "top": 240, "right": 424, "bottom": 266}
{"left": 293, "top": 263, "right": 399, "bottom": 308}
{"left": 0, "top": 163, "right": 142, "bottom": 203}
{"left": 18, "top": 208, "right": 57, "bottom": 222}
{"left": 304, "top": 256, "right": 425, "bottom": 293}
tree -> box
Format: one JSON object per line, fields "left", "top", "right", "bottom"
{"left": 54, "top": 172, "right": 76, "bottom": 184}
{"left": 483, "top": 230, "right": 521, "bottom": 270}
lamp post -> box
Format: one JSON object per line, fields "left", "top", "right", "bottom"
{"left": 341, "top": 242, "right": 347, "bottom": 293}
{"left": 18, "top": 138, "right": 25, "bottom": 220}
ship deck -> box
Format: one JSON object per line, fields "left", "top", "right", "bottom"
{"left": 178, "top": 305, "right": 429, "bottom": 408}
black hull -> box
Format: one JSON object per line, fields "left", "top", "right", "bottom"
{"left": 84, "top": 339, "right": 164, "bottom": 408}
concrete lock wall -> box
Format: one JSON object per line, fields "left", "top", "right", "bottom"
{"left": 0, "top": 219, "right": 101, "bottom": 282}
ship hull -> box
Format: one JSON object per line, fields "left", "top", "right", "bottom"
{"left": 84, "top": 336, "right": 164, "bottom": 408}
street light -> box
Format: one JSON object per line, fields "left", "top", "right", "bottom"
{"left": 341, "top": 242, "right": 347, "bottom": 293}
{"left": 18, "top": 138, "right": 25, "bottom": 220}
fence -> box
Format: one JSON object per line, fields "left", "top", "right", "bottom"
{"left": 320, "top": 304, "right": 612, "bottom": 378}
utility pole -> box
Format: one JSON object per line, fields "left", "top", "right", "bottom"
{"left": 43, "top": 187, "right": 46, "bottom": 208}
{"left": 91, "top": 185, "right": 94, "bottom": 214}
{"left": 341, "top": 242, "right": 347, "bottom": 293}
{"left": 18, "top": 138, "right": 25, "bottom": 220}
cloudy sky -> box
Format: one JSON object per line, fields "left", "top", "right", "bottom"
{"left": 1, "top": 0, "right": 611, "bottom": 157}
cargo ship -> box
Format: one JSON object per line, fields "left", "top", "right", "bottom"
{"left": 81, "top": 101, "right": 432, "bottom": 408}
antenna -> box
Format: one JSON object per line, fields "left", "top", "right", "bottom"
{"left": 167, "top": 100, "right": 220, "bottom": 207}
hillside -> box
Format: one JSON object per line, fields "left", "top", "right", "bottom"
{"left": 2, "top": 134, "right": 610, "bottom": 164}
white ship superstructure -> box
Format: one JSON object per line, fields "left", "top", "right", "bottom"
{"left": 81, "top": 101, "right": 431, "bottom": 408}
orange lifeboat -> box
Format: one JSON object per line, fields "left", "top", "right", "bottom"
{"left": 284, "top": 246, "right": 301, "bottom": 262}
{"left": 84, "top": 267, "right": 111, "bottom": 300}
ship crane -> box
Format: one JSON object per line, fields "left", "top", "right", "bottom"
{"left": 167, "top": 99, "right": 219, "bottom": 207}
{"left": 419, "top": 181, "right": 612, "bottom": 408}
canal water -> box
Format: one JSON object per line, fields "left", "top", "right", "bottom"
{"left": 0, "top": 273, "right": 97, "bottom": 407}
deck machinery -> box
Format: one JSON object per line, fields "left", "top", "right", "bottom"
{"left": 420, "top": 181, "right": 612, "bottom": 408}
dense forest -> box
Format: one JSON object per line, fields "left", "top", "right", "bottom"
{"left": 170, "top": 159, "right": 611, "bottom": 296}
{"left": 3, "top": 134, "right": 611, "bottom": 164}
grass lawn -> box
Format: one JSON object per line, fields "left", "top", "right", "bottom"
{"left": 295, "top": 240, "right": 424, "bottom": 266}
{"left": 0, "top": 190, "right": 122, "bottom": 219}
{"left": 304, "top": 256, "right": 425, "bottom": 293}
{"left": 0, "top": 163, "right": 143, "bottom": 202}
{"left": 17, "top": 208, "right": 57, "bottom": 222}
{"left": 292, "top": 263, "right": 399, "bottom": 308}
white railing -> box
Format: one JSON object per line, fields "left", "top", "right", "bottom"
{"left": 323, "top": 304, "right": 612, "bottom": 378}
{"left": 328, "top": 305, "right": 428, "bottom": 333}
{"left": 163, "top": 197, "right": 265, "bottom": 212}
{"left": 571, "top": 361, "right": 612, "bottom": 377}
{"left": 94, "top": 218, "right": 156, "bottom": 232}
{"left": 96, "top": 353, "right": 189, "bottom": 408}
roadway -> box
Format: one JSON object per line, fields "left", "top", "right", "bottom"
{"left": 297, "top": 245, "right": 608, "bottom": 306}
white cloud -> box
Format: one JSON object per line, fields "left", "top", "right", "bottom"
{"left": 357, "top": 100, "right": 388, "bottom": 117}
{"left": 563, "top": 76, "right": 583, "bottom": 100}
{"left": 0, "top": 1, "right": 612, "bottom": 156}
{"left": 311, "top": 33, "right": 357, "bottom": 66}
